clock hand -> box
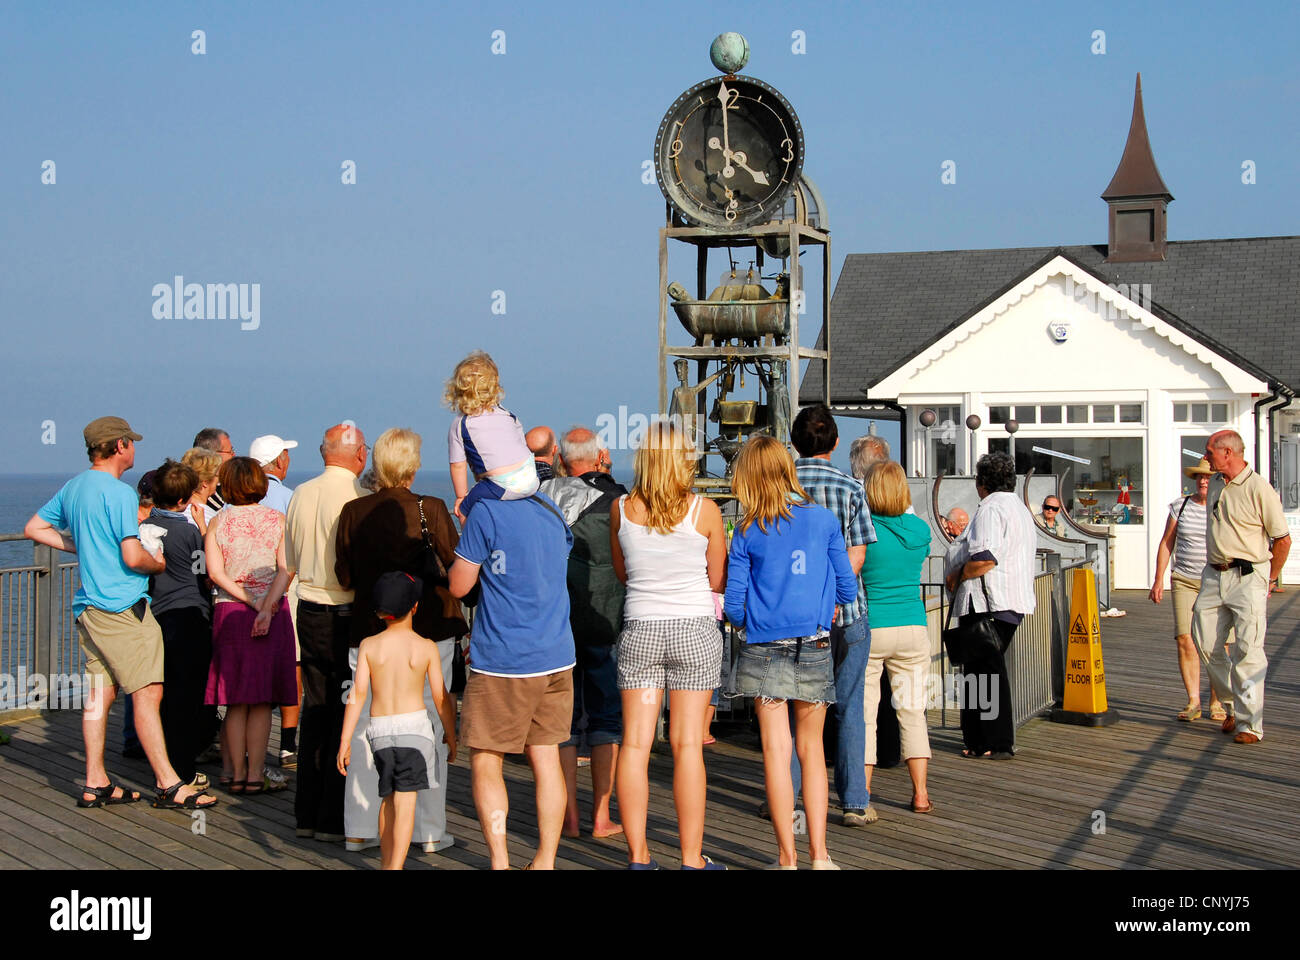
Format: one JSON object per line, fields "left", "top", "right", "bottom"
{"left": 717, "top": 82, "right": 732, "bottom": 157}
{"left": 707, "top": 136, "right": 736, "bottom": 180}
{"left": 730, "top": 150, "right": 770, "bottom": 186}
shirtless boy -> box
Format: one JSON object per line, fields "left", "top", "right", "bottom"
{"left": 338, "top": 572, "right": 457, "bottom": 870}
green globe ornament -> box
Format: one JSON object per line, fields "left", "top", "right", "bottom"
{"left": 709, "top": 32, "right": 749, "bottom": 75}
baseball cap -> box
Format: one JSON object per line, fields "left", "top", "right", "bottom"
{"left": 373, "top": 572, "right": 423, "bottom": 621}
{"left": 84, "top": 416, "right": 142, "bottom": 447}
{"left": 249, "top": 434, "right": 299, "bottom": 466}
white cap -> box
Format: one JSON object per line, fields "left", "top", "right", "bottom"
{"left": 249, "top": 435, "right": 298, "bottom": 466}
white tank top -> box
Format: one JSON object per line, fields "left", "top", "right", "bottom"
{"left": 618, "top": 495, "right": 715, "bottom": 620}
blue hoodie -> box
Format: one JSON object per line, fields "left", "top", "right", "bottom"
{"left": 725, "top": 503, "right": 858, "bottom": 643}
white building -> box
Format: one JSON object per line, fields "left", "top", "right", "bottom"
{"left": 806, "top": 76, "right": 1300, "bottom": 590}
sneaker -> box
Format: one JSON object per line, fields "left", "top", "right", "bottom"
{"left": 627, "top": 858, "right": 661, "bottom": 870}
{"left": 811, "top": 858, "right": 841, "bottom": 870}
{"left": 423, "top": 836, "right": 456, "bottom": 854}
{"left": 346, "top": 837, "right": 380, "bottom": 852}
{"left": 842, "top": 807, "right": 879, "bottom": 826}
{"left": 681, "top": 855, "right": 726, "bottom": 870}
{"left": 264, "top": 768, "right": 289, "bottom": 791}
{"left": 278, "top": 749, "right": 297, "bottom": 769}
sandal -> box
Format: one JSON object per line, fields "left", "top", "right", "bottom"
{"left": 77, "top": 782, "right": 141, "bottom": 808}
{"left": 911, "top": 796, "right": 934, "bottom": 814}
{"left": 960, "top": 749, "right": 991, "bottom": 759}
{"left": 225, "top": 780, "right": 246, "bottom": 795}
{"left": 243, "top": 780, "right": 265, "bottom": 796}
{"left": 1209, "top": 705, "right": 1227, "bottom": 722}
{"left": 152, "top": 781, "right": 218, "bottom": 810}
{"left": 1177, "top": 702, "right": 1202, "bottom": 722}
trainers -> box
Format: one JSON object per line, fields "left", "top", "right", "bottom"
{"left": 346, "top": 837, "right": 380, "bottom": 852}
{"left": 264, "top": 768, "right": 289, "bottom": 791}
{"left": 423, "top": 836, "right": 456, "bottom": 854}
{"left": 681, "top": 854, "right": 727, "bottom": 870}
{"left": 627, "top": 858, "right": 661, "bottom": 870}
{"left": 279, "top": 749, "right": 297, "bottom": 769}
{"left": 812, "top": 859, "right": 841, "bottom": 870}
{"left": 842, "top": 807, "right": 879, "bottom": 826}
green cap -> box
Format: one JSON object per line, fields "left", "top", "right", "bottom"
{"left": 83, "top": 416, "right": 142, "bottom": 448}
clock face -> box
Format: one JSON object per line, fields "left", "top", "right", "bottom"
{"left": 654, "top": 75, "right": 804, "bottom": 229}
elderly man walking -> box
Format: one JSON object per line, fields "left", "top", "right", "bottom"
{"left": 1192, "top": 430, "right": 1290, "bottom": 744}
{"left": 540, "top": 426, "right": 626, "bottom": 839}
{"left": 449, "top": 482, "right": 575, "bottom": 869}
{"left": 24, "top": 417, "right": 217, "bottom": 810}
{"left": 286, "top": 423, "right": 367, "bottom": 839}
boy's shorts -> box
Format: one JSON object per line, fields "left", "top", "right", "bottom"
{"left": 366, "top": 710, "right": 437, "bottom": 797}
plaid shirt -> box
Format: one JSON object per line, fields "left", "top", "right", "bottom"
{"left": 795, "top": 457, "right": 876, "bottom": 625}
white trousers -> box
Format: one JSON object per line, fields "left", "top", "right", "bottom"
{"left": 1192, "top": 566, "right": 1269, "bottom": 738}
{"left": 344, "top": 638, "right": 455, "bottom": 841}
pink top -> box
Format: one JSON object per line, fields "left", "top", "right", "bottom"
{"left": 212, "top": 504, "right": 284, "bottom": 605}
{"left": 447, "top": 406, "right": 531, "bottom": 475}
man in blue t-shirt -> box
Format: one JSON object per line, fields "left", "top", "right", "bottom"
{"left": 449, "top": 492, "right": 574, "bottom": 870}
{"left": 24, "top": 417, "right": 216, "bottom": 811}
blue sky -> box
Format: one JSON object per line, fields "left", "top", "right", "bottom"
{"left": 2, "top": 1, "right": 1296, "bottom": 479}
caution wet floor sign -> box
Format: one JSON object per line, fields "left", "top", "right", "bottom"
{"left": 1051, "top": 567, "right": 1117, "bottom": 726}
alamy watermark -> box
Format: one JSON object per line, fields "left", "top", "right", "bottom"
{"left": 152, "top": 275, "right": 260, "bottom": 330}
{"left": 1, "top": 669, "right": 104, "bottom": 710}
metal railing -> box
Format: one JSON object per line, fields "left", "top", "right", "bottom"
{"left": 921, "top": 568, "right": 1058, "bottom": 730}
{"left": 0, "top": 534, "right": 83, "bottom": 716}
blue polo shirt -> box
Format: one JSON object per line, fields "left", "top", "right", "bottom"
{"left": 454, "top": 495, "right": 575, "bottom": 677}
{"left": 37, "top": 470, "right": 149, "bottom": 619}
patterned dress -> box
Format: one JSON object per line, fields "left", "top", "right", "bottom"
{"left": 205, "top": 504, "right": 297, "bottom": 706}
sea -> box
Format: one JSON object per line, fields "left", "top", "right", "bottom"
{"left": 0, "top": 471, "right": 458, "bottom": 567}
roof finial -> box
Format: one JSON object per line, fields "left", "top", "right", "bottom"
{"left": 1102, "top": 72, "right": 1173, "bottom": 201}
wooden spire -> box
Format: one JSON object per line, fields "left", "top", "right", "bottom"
{"left": 1103, "top": 73, "right": 1173, "bottom": 262}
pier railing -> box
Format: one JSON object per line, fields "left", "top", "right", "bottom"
{"left": 0, "top": 534, "right": 84, "bottom": 717}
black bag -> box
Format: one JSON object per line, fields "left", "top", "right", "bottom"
{"left": 941, "top": 577, "right": 1009, "bottom": 668}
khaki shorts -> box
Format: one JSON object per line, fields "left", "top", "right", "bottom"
{"left": 1171, "top": 574, "right": 1200, "bottom": 636}
{"left": 460, "top": 668, "right": 573, "bottom": 754}
{"left": 76, "top": 603, "right": 165, "bottom": 695}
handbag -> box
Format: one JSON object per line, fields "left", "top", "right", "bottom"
{"left": 416, "top": 497, "right": 449, "bottom": 584}
{"left": 941, "top": 576, "right": 1009, "bottom": 668}
{"left": 419, "top": 496, "right": 471, "bottom": 692}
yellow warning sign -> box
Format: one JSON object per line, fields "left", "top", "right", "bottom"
{"left": 1064, "top": 567, "right": 1109, "bottom": 715}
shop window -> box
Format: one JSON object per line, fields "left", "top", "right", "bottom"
{"left": 1015, "top": 436, "right": 1144, "bottom": 525}
{"left": 988, "top": 437, "right": 1010, "bottom": 456}
{"left": 1119, "top": 403, "right": 1143, "bottom": 423}
{"left": 1180, "top": 434, "right": 1210, "bottom": 494}
{"left": 1040, "top": 405, "right": 1062, "bottom": 424}
{"left": 928, "top": 405, "right": 960, "bottom": 476}
{"left": 1014, "top": 405, "right": 1037, "bottom": 424}
{"left": 1212, "top": 403, "right": 1229, "bottom": 422}
{"left": 989, "top": 405, "right": 1010, "bottom": 424}
{"left": 1192, "top": 403, "right": 1208, "bottom": 422}
{"left": 1093, "top": 405, "right": 1115, "bottom": 423}
{"left": 1067, "top": 405, "right": 1089, "bottom": 424}
{"left": 1173, "top": 403, "right": 1189, "bottom": 422}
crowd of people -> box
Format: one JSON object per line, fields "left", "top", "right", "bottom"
{"left": 23, "top": 349, "right": 1288, "bottom": 868}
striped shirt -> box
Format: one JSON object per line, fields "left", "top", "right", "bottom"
{"left": 1169, "top": 496, "right": 1208, "bottom": 581}
{"left": 954, "top": 491, "right": 1037, "bottom": 617}
{"left": 795, "top": 457, "right": 876, "bottom": 625}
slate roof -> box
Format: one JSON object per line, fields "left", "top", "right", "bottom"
{"left": 802, "top": 236, "right": 1300, "bottom": 405}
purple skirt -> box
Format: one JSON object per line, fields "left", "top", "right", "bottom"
{"left": 205, "top": 597, "right": 297, "bottom": 706}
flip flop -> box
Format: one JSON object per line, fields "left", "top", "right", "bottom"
{"left": 1177, "top": 703, "right": 1202, "bottom": 722}
{"left": 911, "top": 796, "right": 934, "bottom": 814}
{"left": 702, "top": 735, "right": 717, "bottom": 746}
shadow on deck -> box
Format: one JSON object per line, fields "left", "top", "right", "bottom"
{"left": 1, "top": 590, "right": 1297, "bottom": 870}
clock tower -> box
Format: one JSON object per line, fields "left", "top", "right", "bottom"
{"left": 652, "top": 34, "right": 831, "bottom": 496}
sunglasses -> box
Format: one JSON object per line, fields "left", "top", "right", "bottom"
{"left": 1042, "top": 505, "right": 1060, "bottom": 512}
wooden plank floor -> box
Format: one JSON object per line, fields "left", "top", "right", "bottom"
{"left": 2, "top": 589, "right": 1297, "bottom": 870}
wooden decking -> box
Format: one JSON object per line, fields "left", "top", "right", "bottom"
{"left": 1, "top": 589, "right": 1297, "bottom": 870}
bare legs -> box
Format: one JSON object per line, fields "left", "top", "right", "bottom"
{"left": 471, "top": 745, "right": 566, "bottom": 870}
{"left": 617, "top": 688, "right": 661, "bottom": 864}
{"left": 561, "top": 742, "right": 622, "bottom": 838}
{"left": 756, "top": 698, "right": 829, "bottom": 867}
{"left": 223, "top": 703, "right": 272, "bottom": 784}
{"left": 379, "top": 791, "right": 416, "bottom": 870}
{"left": 1177, "top": 633, "right": 1223, "bottom": 715}
{"left": 82, "top": 679, "right": 206, "bottom": 804}
{"left": 667, "top": 690, "right": 712, "bottom": 868}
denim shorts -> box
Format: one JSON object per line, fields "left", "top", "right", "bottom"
{"left": 731, "top": 638, "right": 836, "bottom": 704}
